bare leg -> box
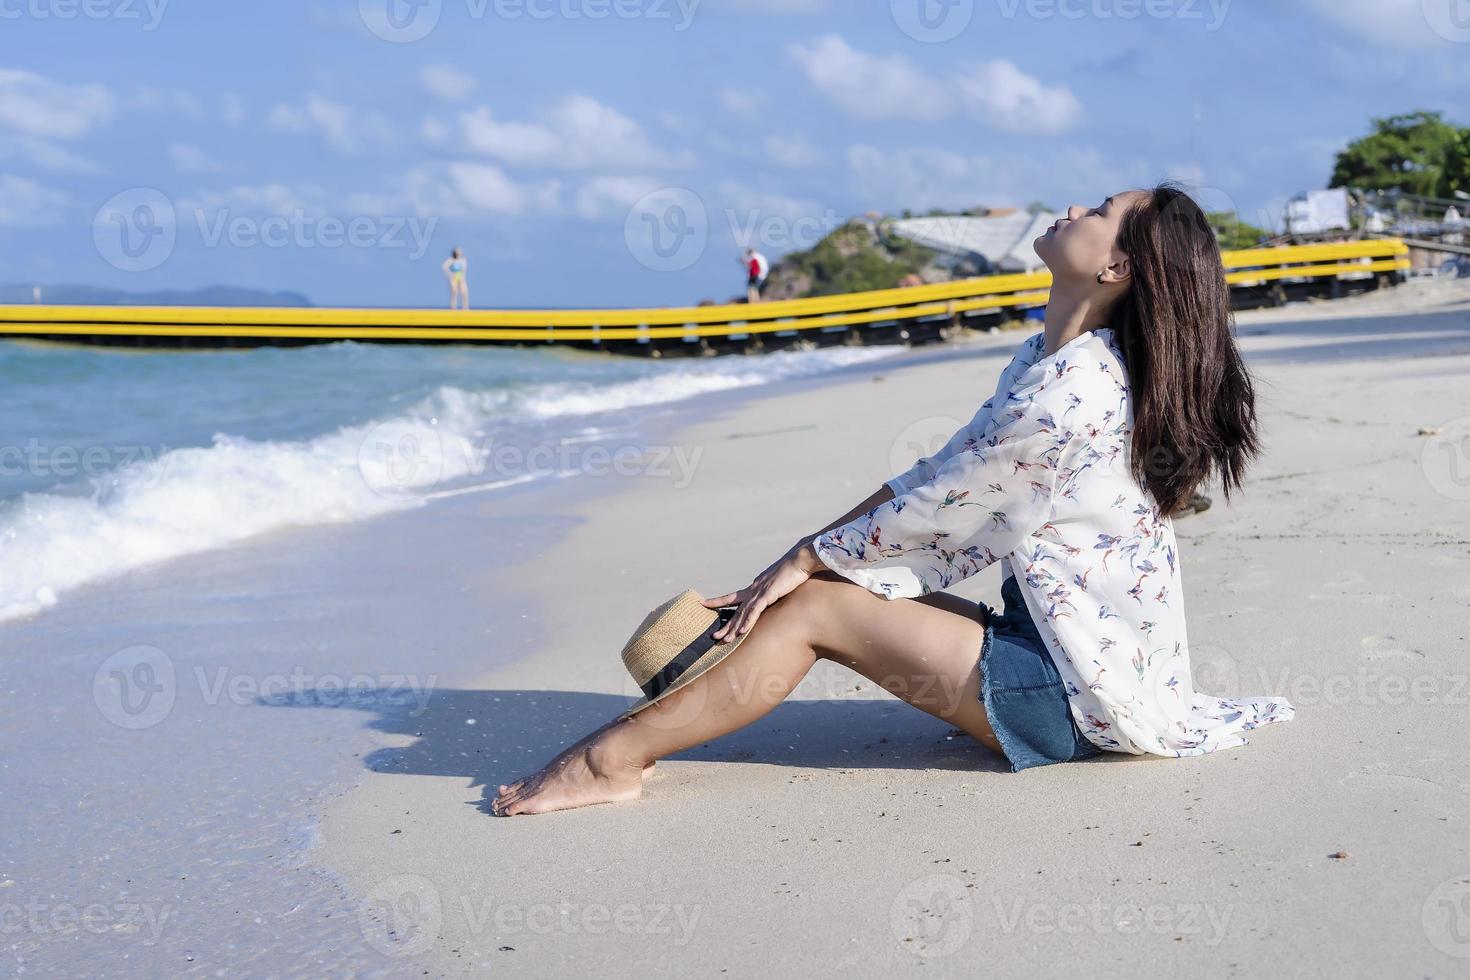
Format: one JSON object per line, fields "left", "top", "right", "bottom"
{"left": 492, "top": 573, "right": 1002, "bottom": 816}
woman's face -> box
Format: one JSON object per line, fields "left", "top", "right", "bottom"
{"left": 1034, "top": 190, "right": 1143, "bottom": 283}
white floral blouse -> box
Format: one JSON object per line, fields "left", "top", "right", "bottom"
{"left": 812, "top": 326, "right": 1296, "bottom": 758}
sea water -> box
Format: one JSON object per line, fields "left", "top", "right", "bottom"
{"left": 0, "top": 339, "right": 901, "bottom": 623}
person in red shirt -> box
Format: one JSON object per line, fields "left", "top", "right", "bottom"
{"left": 741, "top": 248, "right": 769, "bottom": 303}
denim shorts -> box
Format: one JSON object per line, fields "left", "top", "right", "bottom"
{"left": 976, "top": 574, "right": 1101, "bottom": 772}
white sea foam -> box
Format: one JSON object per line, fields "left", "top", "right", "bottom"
{"left": 0, "top": 344, "right": 899, "bottom": 622}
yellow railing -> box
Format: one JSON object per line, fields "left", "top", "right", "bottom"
{"left": 0, "top": 239, "right": 1410, "bottom": 344}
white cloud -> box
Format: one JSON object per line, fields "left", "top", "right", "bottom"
{"left": 0, "top": 137, "right": 101, "bottom": 174}
{"left": 764, "top": 134, "right": 820, "bottom": 169}
{"left": 714, "top": 181, "right": 830, "bottom": 231}
{"left": 1299, "top": 0, "right": 1454, "bottom": 46}
{"left": 267, "top": 94, "right": 394, "bottom": 155}
{"left": 131, "top": 85, "right": 205, "bottom": 118}
{"left": 788, "top": 35, "right": 1082, "bottom": 134}
{"left": 422, "top": 116, "right": 452, "bottom": 145}
{"left": 0, "top": 70, "right": 113, "bottom": 140}
{"left": 788, "top": 36, "right": 948, "bottom": 121}
{"left": 179, "top": 183, "right": 329, "bottom": 216}
{"left": 0, "top": 174, "right": 69, "bottom": 227}
{"left": 169, "top": 143, "right": 224, "bottom": 174}
{"left": 847, "top": 144, "right": 992, "bottom": 208}
{"left": 420, "top": 64, "right": 478, "bottom": 102}
{"left": 847, "top": 142, "right": 1143, "bottom": 213}
{"left": 446, "top": 161, "right": 560, "bottom": 213}
{"left": 718, "top": 87, "right": 766, "bottom": 119}
{"left": 220, "top": 92, "right": 246, "bottom": 125}
{"left": 573, "top": 175, "right": 666, "bottom": 219}
{"left": 457, "top": 95, "right": 688, "bottom": 171}
{"left": 954, "top": 60, "right": 1081, "bottom": 135}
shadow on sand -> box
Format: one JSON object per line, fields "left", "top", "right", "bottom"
{"left": 260, "top": 686, "right": 1016, "bottom": 815}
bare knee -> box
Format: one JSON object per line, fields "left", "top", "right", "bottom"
{"left": 777, "top": 572, "right": 874, "bottom": 660}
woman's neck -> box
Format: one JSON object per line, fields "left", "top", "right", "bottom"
{"left": 1042, "top": 285, "right": 1112, "bottom": 357}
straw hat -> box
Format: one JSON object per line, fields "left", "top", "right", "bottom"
{"left": 618, "top": 589, "right": 746, "bottom": 719}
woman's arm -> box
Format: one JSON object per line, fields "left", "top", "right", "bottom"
{"left": 811, "top": 366, "right": 1106, "bottom": 600}
{"left": 795, "top": 484, "right": 895, "bottom": 550}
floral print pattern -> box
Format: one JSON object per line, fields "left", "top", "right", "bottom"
{"left": 813, "top": 327, "right": 1296, "bottom": 758}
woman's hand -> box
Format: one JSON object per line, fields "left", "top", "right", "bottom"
{"left": 703, "top": 539, "right": 825, "bottom": 642}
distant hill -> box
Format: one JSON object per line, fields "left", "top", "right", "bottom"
{"left": 756, "top": 215, "right": 989, "bottom": 303}
{"left": 0, "top": 284, "right": 313, "bottom": 307}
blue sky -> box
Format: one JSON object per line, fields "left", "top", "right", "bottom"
{"left": 2, "top": 0, "right": 1467, "bottom": 308}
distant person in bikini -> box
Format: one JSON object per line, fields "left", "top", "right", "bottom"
{"left": 443, "top": 248, "right": 469, "bottom": 310}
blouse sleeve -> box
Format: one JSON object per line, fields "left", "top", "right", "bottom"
{"left": 884, "top": 394, "right": 998, "bottom": 498}
{"left": 814, "top": 364, "right": 1100, "bottom": 600}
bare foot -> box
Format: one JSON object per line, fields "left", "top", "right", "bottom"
{"left": 492, "top": 736, "right": 647, "bottom": 816}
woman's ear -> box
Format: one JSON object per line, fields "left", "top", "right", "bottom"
{"left": 1105, "top": 253, "right": 1132, "bottom": 285}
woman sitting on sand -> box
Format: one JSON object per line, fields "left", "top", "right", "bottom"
{"left": 493, "top": 182, "right": 1295, "bottom": 816}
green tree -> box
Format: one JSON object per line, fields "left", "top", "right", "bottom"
{"left": 1207, "top": 211, "right": 1271, "bottom": 250}
{"left": 1444, "top": 127, "right": 1470, "bottom": 199}
{"left": 1329, "top": 110, "right": 1467, "bottom": 198}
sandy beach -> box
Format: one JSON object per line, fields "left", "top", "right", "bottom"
{"left": 323, "top": 280, "right": 1470, "bottom": 975}
{"left": 6, "top": 280, "right": 1470, "bottom": 976}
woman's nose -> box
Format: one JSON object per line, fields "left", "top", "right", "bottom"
{"left": 1067, "top": 205, "right": 1085, "bottom": 220}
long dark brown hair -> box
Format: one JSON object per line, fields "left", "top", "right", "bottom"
{"left": 1107, "top": 182, "right": 1261, "bottom": 518}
